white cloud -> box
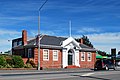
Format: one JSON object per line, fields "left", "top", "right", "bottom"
{"left": 41, "top": 31, "right": 55, "bottom": 35}
{"left": 0, "top": 29, "right": 21, "bottom": 52}
{"left": 87, "top": 32, "right": 120, "bottom": 53}
{"left": 29, "top": 30, "right": 55, "bottom": 37}
{"left": 0, "top": 39, "right": 12, "bottom": 52}
{"left": 0, "top": 29, "right": 20, "bottom": 35}
{"left": 78, "top": 27, "right": 101, "bottom": 33}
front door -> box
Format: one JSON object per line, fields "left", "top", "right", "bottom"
{"left": 68, "top": 54, "right": 73, "bottom": 65}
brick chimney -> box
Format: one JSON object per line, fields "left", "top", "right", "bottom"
{"left": 22, "top": 30, "right": 27, "bottom": 45}
{"left": 80, "top": 38, "right": 84, "bottom": 44}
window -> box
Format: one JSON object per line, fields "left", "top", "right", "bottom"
{"left": 18, "top": 41, "right": 22, "bottom": 46}
{"left": 28, "top": 48, "right": 32, "bottom": 58}
{"left": 81, "top": 52, "right": 85, "bottom": 61}
{"left": 43, "top": 49, "right": 49, "bottom": 60}
{"left": 53, "top": 50, "right": 58, "bottom": 61}
{"left": 13, "top": 42, "right": 17, "bottom": 47}
{"left": 87, "top": 52, "right": 92, "bottom": 61}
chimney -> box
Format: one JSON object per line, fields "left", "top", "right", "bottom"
{"left": 80, "top": 38, "right": 84, "bottom": 44}
{"left": 22, "top": 30, "right": 27, "bottom": 45}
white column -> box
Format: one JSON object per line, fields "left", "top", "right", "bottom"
{"left": 62, "top": 49, "right": 68, "bottom": 68}
{"left": 75, "top": 50, "right": 80, "bottom": 67}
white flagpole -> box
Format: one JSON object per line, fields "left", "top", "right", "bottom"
{"left": 69, "top": 20, "right": 72, "bottom": 37}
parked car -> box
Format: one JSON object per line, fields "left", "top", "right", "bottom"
{"left": 94, "top": 59, "right": 116, "bottom": 70}
{"left": 116, "top": 61, "right": 120, "bottom": 66}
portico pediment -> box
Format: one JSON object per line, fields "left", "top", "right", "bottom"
{"left": 61, "top": 37, "right": 80, "bottom": 49}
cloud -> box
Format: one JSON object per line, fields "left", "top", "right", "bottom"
{"left": 0, "top": 29, "right": 21, "bottom": 52}
{"left": 0, "top": 29, "right": 21, "bottom": 35}
{"left": 77, "top": 27, "right": 101, "bottom": 33}
{"left": 0, "top": 15, "right": 38, "bottom": 28}
{"left": 29, "top": 30, "right": 55, "bottom": 37}
{"left": 86, "top": 32, "right": 120, "bottom": 53}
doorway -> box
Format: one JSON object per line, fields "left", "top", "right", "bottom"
{"left": 68, "top": 49, "right": 74, "bottom": 65}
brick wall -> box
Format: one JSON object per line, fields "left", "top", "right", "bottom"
{"left": 34, "top": 48, "right": 62, "bottom": 69}
{"left": 79, "top": 52, "right": 96, "bottom": 69}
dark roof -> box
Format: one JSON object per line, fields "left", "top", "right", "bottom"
{"left": 40, "top": 35, "right": 67, "bottom": 46}
{"left": 14, "top": 35, "right": 96, "bottom": 51}
{"left": 80, "top": 43, "right": 93, "bottom": 49}
{"left": 27, "top": 38, "right": 36, "bottom": 45}
{"left": 27, "top": 35, "right": 67, "bottom": 46}
{"left": 79, "top": 43, "right": 97, "bottom": 51}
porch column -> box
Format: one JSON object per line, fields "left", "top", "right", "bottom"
{"left": 62, "top": 49, "right": 68, "bottom": 68}
{"left": 74, "top": 50, "right": 80, "bottom": 67}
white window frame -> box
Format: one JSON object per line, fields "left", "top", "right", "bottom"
{"left": 87, "top": 52, "right": 92, "bottom": 61}
{"left": 81, "top": 52, "right": 85, "bottom": 61}
{"left": 53, "top": 50, "right": 58, "bottom": 61}
{"left": 43, "top": 49, "right": 49, "bottom": 61}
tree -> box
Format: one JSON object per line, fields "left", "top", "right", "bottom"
{"left": 12, "top": 56, "right": 24, "bottom": 68}
{"left": 0, "top": 56, "right": 7, "bottom": 67}
{"left": 97, "top": 50, "right": 107, "bottom": 56}
{"left": 75, "top": 35, "right": 94, "bottom": 48}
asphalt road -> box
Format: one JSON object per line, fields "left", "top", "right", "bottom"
{"left": 0, "top": 68, "right": 120, "bottom": 80}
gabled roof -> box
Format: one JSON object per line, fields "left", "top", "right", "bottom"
{"left": 62, "top": 37, "right": 80, "bottom": 48}
{"left": 40, "top": 35, "right": 67, "bottom": 46}
{"left": 27, "top": 35, "right": 67, "bottom": 47}
{"left": 80, "top": 43, "right": 92, "bottom": 49}
{"left": 14, "top": 35, "right": 97, "bottom": 51}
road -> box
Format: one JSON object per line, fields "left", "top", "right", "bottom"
{"left": 0, "top": 68, "right": 120, "bottom": 80}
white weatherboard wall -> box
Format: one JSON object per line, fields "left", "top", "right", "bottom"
{"left": 62, "top": 37, "right": 80, "bottom": 68}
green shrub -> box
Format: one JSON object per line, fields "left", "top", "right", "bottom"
{"left": 24, "top": 63, "right": 33, "bottom": 68}
{"left": 26, "top": 59, "right": 36, "bottom": 68}
{"left": 5, "top": 64, "right": 12, "bottom": 68}
{"left": 0, "top": 65, "right": 4, "bottom": 68}
{"left": 29, "top": 60, "right": 36, "bottom": 68}
{"left": 0, "top": 56, "right": 7, "bottom": 67}
{"left": 6, "top": 57, "right": 14, "bottom": 66}
{"left": 12, "top": 56, "right": 24, "bottom": 68}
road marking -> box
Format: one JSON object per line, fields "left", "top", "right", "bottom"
{"left": 81, "top": 73, "right": 94, "bottom": 76}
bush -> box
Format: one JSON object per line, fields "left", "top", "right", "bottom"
{"left": 0, "top": 56, "right": 7, "bottom": 67}
{"left": 29, "top": 60, "right": 36, "bottom": 68}
{"left": 24, "top": 63, "right": 33, "bottom": 68}
{"left": 6, "top": 57, "right": 14, "bottom": 66}
{"left": 26, "top": 59, "right": 36, "bottom": 68}
{"left": 0, "top": 65, "right": 4, "bottom": 68}
{"left": 12, "top": 56, "right": 24, "bottom": 68}
{"left": 5, "top": 64, "right": 12, "bottom": 68}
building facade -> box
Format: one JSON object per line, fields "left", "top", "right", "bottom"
{"left": 12, "top": 30, "right": 97, "bottom": 69}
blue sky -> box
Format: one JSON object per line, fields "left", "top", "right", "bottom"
{"left": 0, "top": 0, "right": 120, "bottom": 53}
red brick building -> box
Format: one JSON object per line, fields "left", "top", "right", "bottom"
{"left": 12, "top": 30, "right": 97, "bottom": 69}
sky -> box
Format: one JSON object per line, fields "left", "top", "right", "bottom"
{"left": 0, "top": 0, "right": 120, "bottom": 53}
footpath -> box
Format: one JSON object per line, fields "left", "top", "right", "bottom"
{"left": 0, "top": 68, "right": 93, "bottom": 75}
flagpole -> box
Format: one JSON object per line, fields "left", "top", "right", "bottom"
{"left": 69, "top": 20, "right": 72, "bottom": 37}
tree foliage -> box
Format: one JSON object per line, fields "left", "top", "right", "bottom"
{"left": 0, "top": 56, "right": 7, "bottom": 67}
{"left": 97, "top": 50, "right": 106, "bottom": 56}
{"left": 76, "top": 35, "right": 94, "bottom": 48}
{"left": 12, "top": 56, "right": 24, "bottom": 68}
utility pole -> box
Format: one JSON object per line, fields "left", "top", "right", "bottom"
{"left": 38, "top": 0, "right": 48, "bottom": 70}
